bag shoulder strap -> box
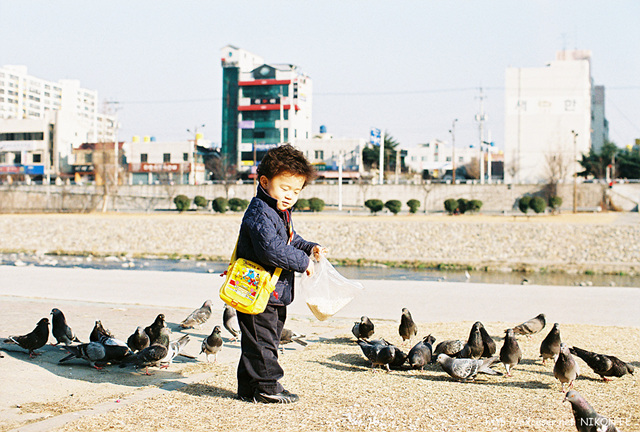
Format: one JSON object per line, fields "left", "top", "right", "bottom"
{"left": 231, "top": 222, "right": 292, "bottom": 282}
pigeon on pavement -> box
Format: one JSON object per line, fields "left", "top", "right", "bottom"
{"left": 352, "top": 316, "right": 375, "bottom": 340}
{"left": 569, "top": 346, "right": 634, "bottom": 381}
{"left": 144, "top": 314, "right": 166, "bottom": 345}
{"left": 59, "top": 342, "right": 129, "bottom": 369}
{"left": 357, "top": 339, "right": 399, "bottom": 371}
{"left": 433, "top": 339, "right": 465, "bottom": 359}
{"left": 499, "top": 328, "right": 522, "bottom": 377}
{"left": 398, "top": 308, "right": 418, "bottom": 345}
{"left": 127, "top": 326, "right": 150, "bottom": 352}
{"left": 50, "top": 308, "right": 81, "bottom": 346}
{"left": 179, "top": 300, "right": 213, "bottom": 329}
{"left": 119, "top": 343, "right": 168, "bottom": 375}
{"left": 222, "top": 304, "right": 240, "bottom": 341}
{"left": 564, "top": 390, "right": 620, "bottom": 432}
{"left": 540, "top": 323, "right": 562, "bottom": 365}
{"left": 5, "top": 318, "right": 50, "bottom": 357}
{"left": 554, "top": 343, "right": 580, "bottom": 392}
{"left": 159, "top": 334, "right": 190, "bottom": 368}
{"left": 408, "top": 334, "right": 436, "bottom": 370}
{"left": 201, "top": 326, "right": 223, "bottom": 363}
{"left": 436, "top": 353, "right": 502, "bottom": 381}
{"left": 477, "top": 322, "right": 496, "bottom": 357}
{"left": 279, "top": 328, "right": 307, "bottom": 353}
{"left": 456, "top": 322, "right": 484, "bottom": 359}
{"left": 89, "top": 320, "right": 113, "bottom": 342}
{"left": 512, "top": 313, "right": 546, "bottom": 337}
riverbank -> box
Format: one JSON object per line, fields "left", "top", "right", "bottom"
{"left": 0, "top": 212, "right": 638, "bottom": 275}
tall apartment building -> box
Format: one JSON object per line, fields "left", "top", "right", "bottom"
{"left": 504, "top": 50, "right": 608, "bottom": 184}
{"left": 220, "top": 45, "right": 312, "bottom": 174}
{"left": 0, "top": 65, "right": 117, "bottom": 182}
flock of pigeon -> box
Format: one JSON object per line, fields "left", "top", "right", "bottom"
{"left": 353, "top": 310, "right": 634, "bottom": 432}
{"left": 2, "top": 301, "right": 307, "bottom": 376}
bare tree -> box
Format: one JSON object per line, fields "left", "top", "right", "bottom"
{"left": 463, "top": 157, "right": 480, "bottom": 180}
{"left": 207, "top": 152, "right": 239, "bottom": 198}
{"left": 544, "top": 151, "right": 571, "bottom": 198}
{"left": 506, "top": 155, "right": 520, "bottom": 183}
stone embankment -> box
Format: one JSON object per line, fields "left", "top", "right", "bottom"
{"left": 0, "top": 213, "right": 638, "bottom": 274}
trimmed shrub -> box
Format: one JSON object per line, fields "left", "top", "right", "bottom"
{"left": 444, "top": 198, "right": 458, "bottom": 215}
{"left": 518, "top": 196, "right": 531, "bottom": 214}
{"left": 365, "top": 199, "right": 384, "bottom": 214}
{"left": 549, "top": 196, "right": 563, "bottom": 212}
{"left": 229, "top": 198, "right": 249, "bottom": 212}
{"left": 173, "top": 195, "right": 191, "bottom": 212}
{"left": 457, "top": 198, "right": 469, "bottom": 214}
{"left": 406, "top": 199, "right": 421, "bottom": 214}
{"left": 468, "top": 199, "right": 483, "bottom": 213}
{"left": 293, "top": 198, "right": 310, "bottom": 212}
{"left": 530, "top": 196, "right": 547, "bottom": 214}
{"left": 385, "top": 199, "right": 402, "bottom": 215}
{"left": 308, "top": 197, "right": 325, "bottom": 212}
{"left": 212, "top": 197, "right": 229, "bottom": 213}
{"left": 194, "top": 195, "right": 208, "bottom": 209}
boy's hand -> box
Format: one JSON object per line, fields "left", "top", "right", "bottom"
{"left": 312, "top": 245, "right": 328, "bottom": 261}
{"left": 305, "top": 259, "right": 315, "bottom": 276}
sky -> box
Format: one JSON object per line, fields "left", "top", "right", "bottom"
{"left": 1, "top": 1, "right": 639, "bottom": 151}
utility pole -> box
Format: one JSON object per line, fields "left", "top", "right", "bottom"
{"left": 379, "top": 130, "right": 385, "bottom": 185}
{"left": 279, "top": 86, "right": 284, "bottom": 144}
{"left": 449, "top": 119, "right": 458, "bottom": 183}
{"left": 572, "top": 130, "right": 578, "bottom": 213}
{"left": 187, "top": 124, "right": 205, "bottom": 185}
{"left": 475, "top": 87, "right": 487, "bottom": 184}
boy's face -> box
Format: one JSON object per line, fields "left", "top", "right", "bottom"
{"left": 260, "top": 172, "right": 305, "bottom": 211}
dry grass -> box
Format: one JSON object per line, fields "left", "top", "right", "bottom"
{"left": 53, "top": 321, "right": 640, "bottom": 432}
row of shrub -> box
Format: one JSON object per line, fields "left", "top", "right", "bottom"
{"left": 443, "top": 198, "right": 483, "bottom": 215}
{"left": 518, "top": 195, "right": 562, "bottom": 214}
{"left": 364, "top": 199, "right": 421, "bottom": 214}
{"left": 173, "top": 195, "right": 250, "bottom": 213}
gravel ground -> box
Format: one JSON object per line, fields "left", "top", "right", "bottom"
{"left": 0, "top": 212, "right": 639, "bottom": 274}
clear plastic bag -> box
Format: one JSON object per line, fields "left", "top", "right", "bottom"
{"left": 300, "top": 256, "right": 364, "bottom": 321}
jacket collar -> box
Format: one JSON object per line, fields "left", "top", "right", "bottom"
{"left": 257, "top": 184, "right": 281, "bottom": 212}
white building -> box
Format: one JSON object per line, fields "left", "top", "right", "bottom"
{"left": 405, "top": 139, "right": 479, "bottom": 178}
{"left": 0, "top": 65, "right": 117, "bottom": 182}
{"left": 294, "top": 130, "right": 365, "bottom": 180}
{"left": 504, "top": 50, "right": 603, "bottom": 184}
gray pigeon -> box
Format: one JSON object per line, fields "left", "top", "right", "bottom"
{"left": 96, "top": 331, "right": 129, "bottom": 349}
{"left": 89, "top": 320, "right": 113, "bottom": 342}
{"left": 477, "top": 322, "right": 496, "bottom": 357}
{"left": 512, "top": 313, "right": 546, "bottom": 337}
{"left": 499, "top": 328, "right": 522, "bottom": 377}
{"left": 222, "top": 304, "right": 240, "bottom": 341}
{"left": 50, "top": 308, "right": 81, "bottom": 346}
{"left": 352, "top": 316, "right": 375, "bottom": 340}
{"left": 554, "top": 343, "right": 580, "bottom": 392}
{"left": 201, "top": 326, "right": 223, "bottom": 363}
{"left": 569, "top": 346, "right": 634, "bottom": 381}
{"left": 433, "top": 339, "right": 465, "bottom": 359}
{"left": 119, "top": 343, "right": 168, "bottom": 375}
{"left": 540, "top": 323, "right": 562, "bottom": 365}
{"left": 279, "top": 328, "right": 307, "bottom": 354}
{"left": 456, "top": 322, "right": 484, "bottom": 359}
{"left": 179, "top": 299, "right": 213, "bottom": 329}
{"left": 398, "top": 308, "right": 417, "bottom": 345}
{"left": 144, "top": 314, "right": 166, "bottom": 345}
{"left": 564, "top": 390, "right": 620, "bottom": 432}
{"left": 59, "top": 342, "right": 130, "bottom": 369}
{"left": 436, "top": 353, "right": 503, "bottom": 381}
{"left": 358, "top": 339, "right": 397, "bottom": 371}
{"left": 127, "top": 326, "right": 150, "bottom": 352}
{"left": 408, "top": 334, "right": 436, "bottom": 370}
{"left": 5, "top": 318, "right": 50, "bottom": 357}
{"left": 159, "top": 334, "right": 190, "bottom": 368}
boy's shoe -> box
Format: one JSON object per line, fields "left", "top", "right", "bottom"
{"left": 237, "top": 393, "right": 255, "bottom": 402}
{"left": 253, "top": 389, "right": 299, "bottom": 404}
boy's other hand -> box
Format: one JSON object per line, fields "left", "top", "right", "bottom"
{"left": 305, "top": 259, "right": 315, "bottom": 276}
{"left": 312, "top": 245, "right": 328, "bottom": 261}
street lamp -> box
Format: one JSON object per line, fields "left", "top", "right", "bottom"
{"left": 572, "top": 130, "right": 578, "bottom": 213}
{"left": 187, "top": 124, "right": 205, "bottom": 185}
{"left": 449, "top": 119, "right": 458, "bottom": 183}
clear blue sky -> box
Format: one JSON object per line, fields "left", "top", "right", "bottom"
{"left": 2, "top": 1, "right": 639, "bottom": 150}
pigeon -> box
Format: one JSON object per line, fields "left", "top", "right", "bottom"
{"left": 89, "top": 320, "right": 113, "bottom": 342}
{"left": 540, "top": 323, "right": 562, "bottom": 365}
{"left": 398, "top": 308, "right": 417, "bottom": 345}
{"left": 279, "top": 328, "right": 307, "bottom": 353}
{"left": 59, "top": 342, "right": 130, "bottom": 369}
{"left": 477, "top": 322, "right": 496, "bottom": 357}
{"left": 358, "top": 339, "right": 398, "bottom": 371}
{"left": 127, "top": 326, "right": 150, "bottom": 352}
{"left": 50, "top": 308, "right": 81, "bottom": 346}
{"left": 222, "top": 304, "right": 240, "bottom": 341}
{"left": 512, "top": 313, "right": 546, "bottom": 337}
{"left": 436, "top": 353, "right": 502, "bottom": 381}
{"left": 499, "top": 328, "right": 522, "bottom": 377}
{"left": 201, "top": 325, "right": 223, "bottom": 363}
{"left": 554, "top": 343, "right": 580, "bottom": 392}
{"left": 119, "top": 343, "right": 168, "bottom": 375}
{"left": 5, "top": 318, "right": 50, "bottom": 357}
{"left": 455, "top": 322, "right": 484, "bottom": 359}
{"left": 144, "top": 313, "right": 166, "bottom": 345}
{"left": 179, "top": 299, "right": 213, "bottom": 329}
{"left": 433, "top": 339, "right": 465, "bottom": 359}
{"left": 159, "top": 334, "right": 191, "bottom": 368}
{"left": 408, "top": 334, "right": 436, "bottom": 370}
{"left": 569, "top": 346, "right": 634, "bottom": 381}
{"left": 95, "top": 331, "right": 130, "bottom": 349}
{"left": 564, "top": 390, "right": 620, "bottom": 432}
{"left": 352, "top": 316, "right": 375, "bottom": 340}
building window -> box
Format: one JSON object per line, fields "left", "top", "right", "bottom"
{"left": 32, "top": 153, "right": 41, "bottom": 163}
{"left": 163, "top": 153, "right": 171, "bottom": 163}
{"left": 140, "top": 153, "right": 148, "bottom": 163}
{"left": 183, "top": 152, "right": 189, "bottom": 162}
{"left": 86, "top": 153, "right": 93, "bottom": 164}
{"left": 13, "top": 152, "right": 21, "bottom": 164}
{"left": 315, "top": 150, "right": 324, "bottom": 160}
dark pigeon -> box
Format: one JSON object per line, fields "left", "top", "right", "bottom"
{"left": 554, "top": 343, "right": 580, "bottom": 392}
{"left": 352, "top": 316, "right": 375, "bottom": 340}
{"left": 222, "top": 304, "right": 240, "bottom": 341}
{"left": 179, "top": 299, "right": 213, "bottom": 329}
{"left": 433, "top": 339, "right": 465, "bottom": 359}
{"left": 540, "top": 323, "right": 562, "bottom": 365}
{"left": 59, "top": 342, "right": 129, "bottom": 369}
{"left": 144, "top": 313, "right": 166, "bottom": 345}
{"left": 159, "top": 334, "right": 190, "bottom": 368}
{"left": 512, "top": 313, "right": 546, "bottom": 337}
{"left": 564, "top": 390, "right": 620, "bottom": 432}
{"left": 201, "top": 325, "right": 223, "bottom": 363}
{"left": 570, "top": 346, "right": 634, "bottom": 381}
{"left": 358, "top": 339, "right": 397, "bottom": 371}
{"left": 119, "top": 343, "right": 168, "bottom": 375}
{"left": 408, "top": 334, "right": 436, "bottom": 370}
{"left": 5, "top": 318, "right": 50, "bottom": 357}
{"left": 436, "top": 353, "right": 502, "bottom": 381}
{"left": 499, "top": 328, "right": 522, "bottom": 377}
{"left": 89, "top": 320, "right": 113, "bottom": 342}
{"left": 127, "top": 326, "right": 150, "bottom": 352}
{"left": 398, "top": 308, "right": 417, "bottom": 345}
{"left": 279, "top": 328, "right": 307, "bottom": 353}
{"left": 477, "top": 322, "right": 496, "bottom": 357}
{"left": 455, "top": 322, "right": 484, "bottom": 359}
{"left": 50, "top": 308, "right": 81, "bottom": 346}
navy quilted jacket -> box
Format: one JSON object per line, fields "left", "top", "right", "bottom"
{"left": 236, "top": 185, "right": 317, "bottom": 306}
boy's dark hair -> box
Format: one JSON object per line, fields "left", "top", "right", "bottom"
{"left": 257, "top": 144, "right": 316, "bottom": 186}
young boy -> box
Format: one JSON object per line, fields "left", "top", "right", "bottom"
{"left": 235, "top": 144, "right": 326, "bottom": 404}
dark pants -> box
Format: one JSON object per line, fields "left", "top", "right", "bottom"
{"left": 236, "top": 304, "right": 286, "bottom": 397}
